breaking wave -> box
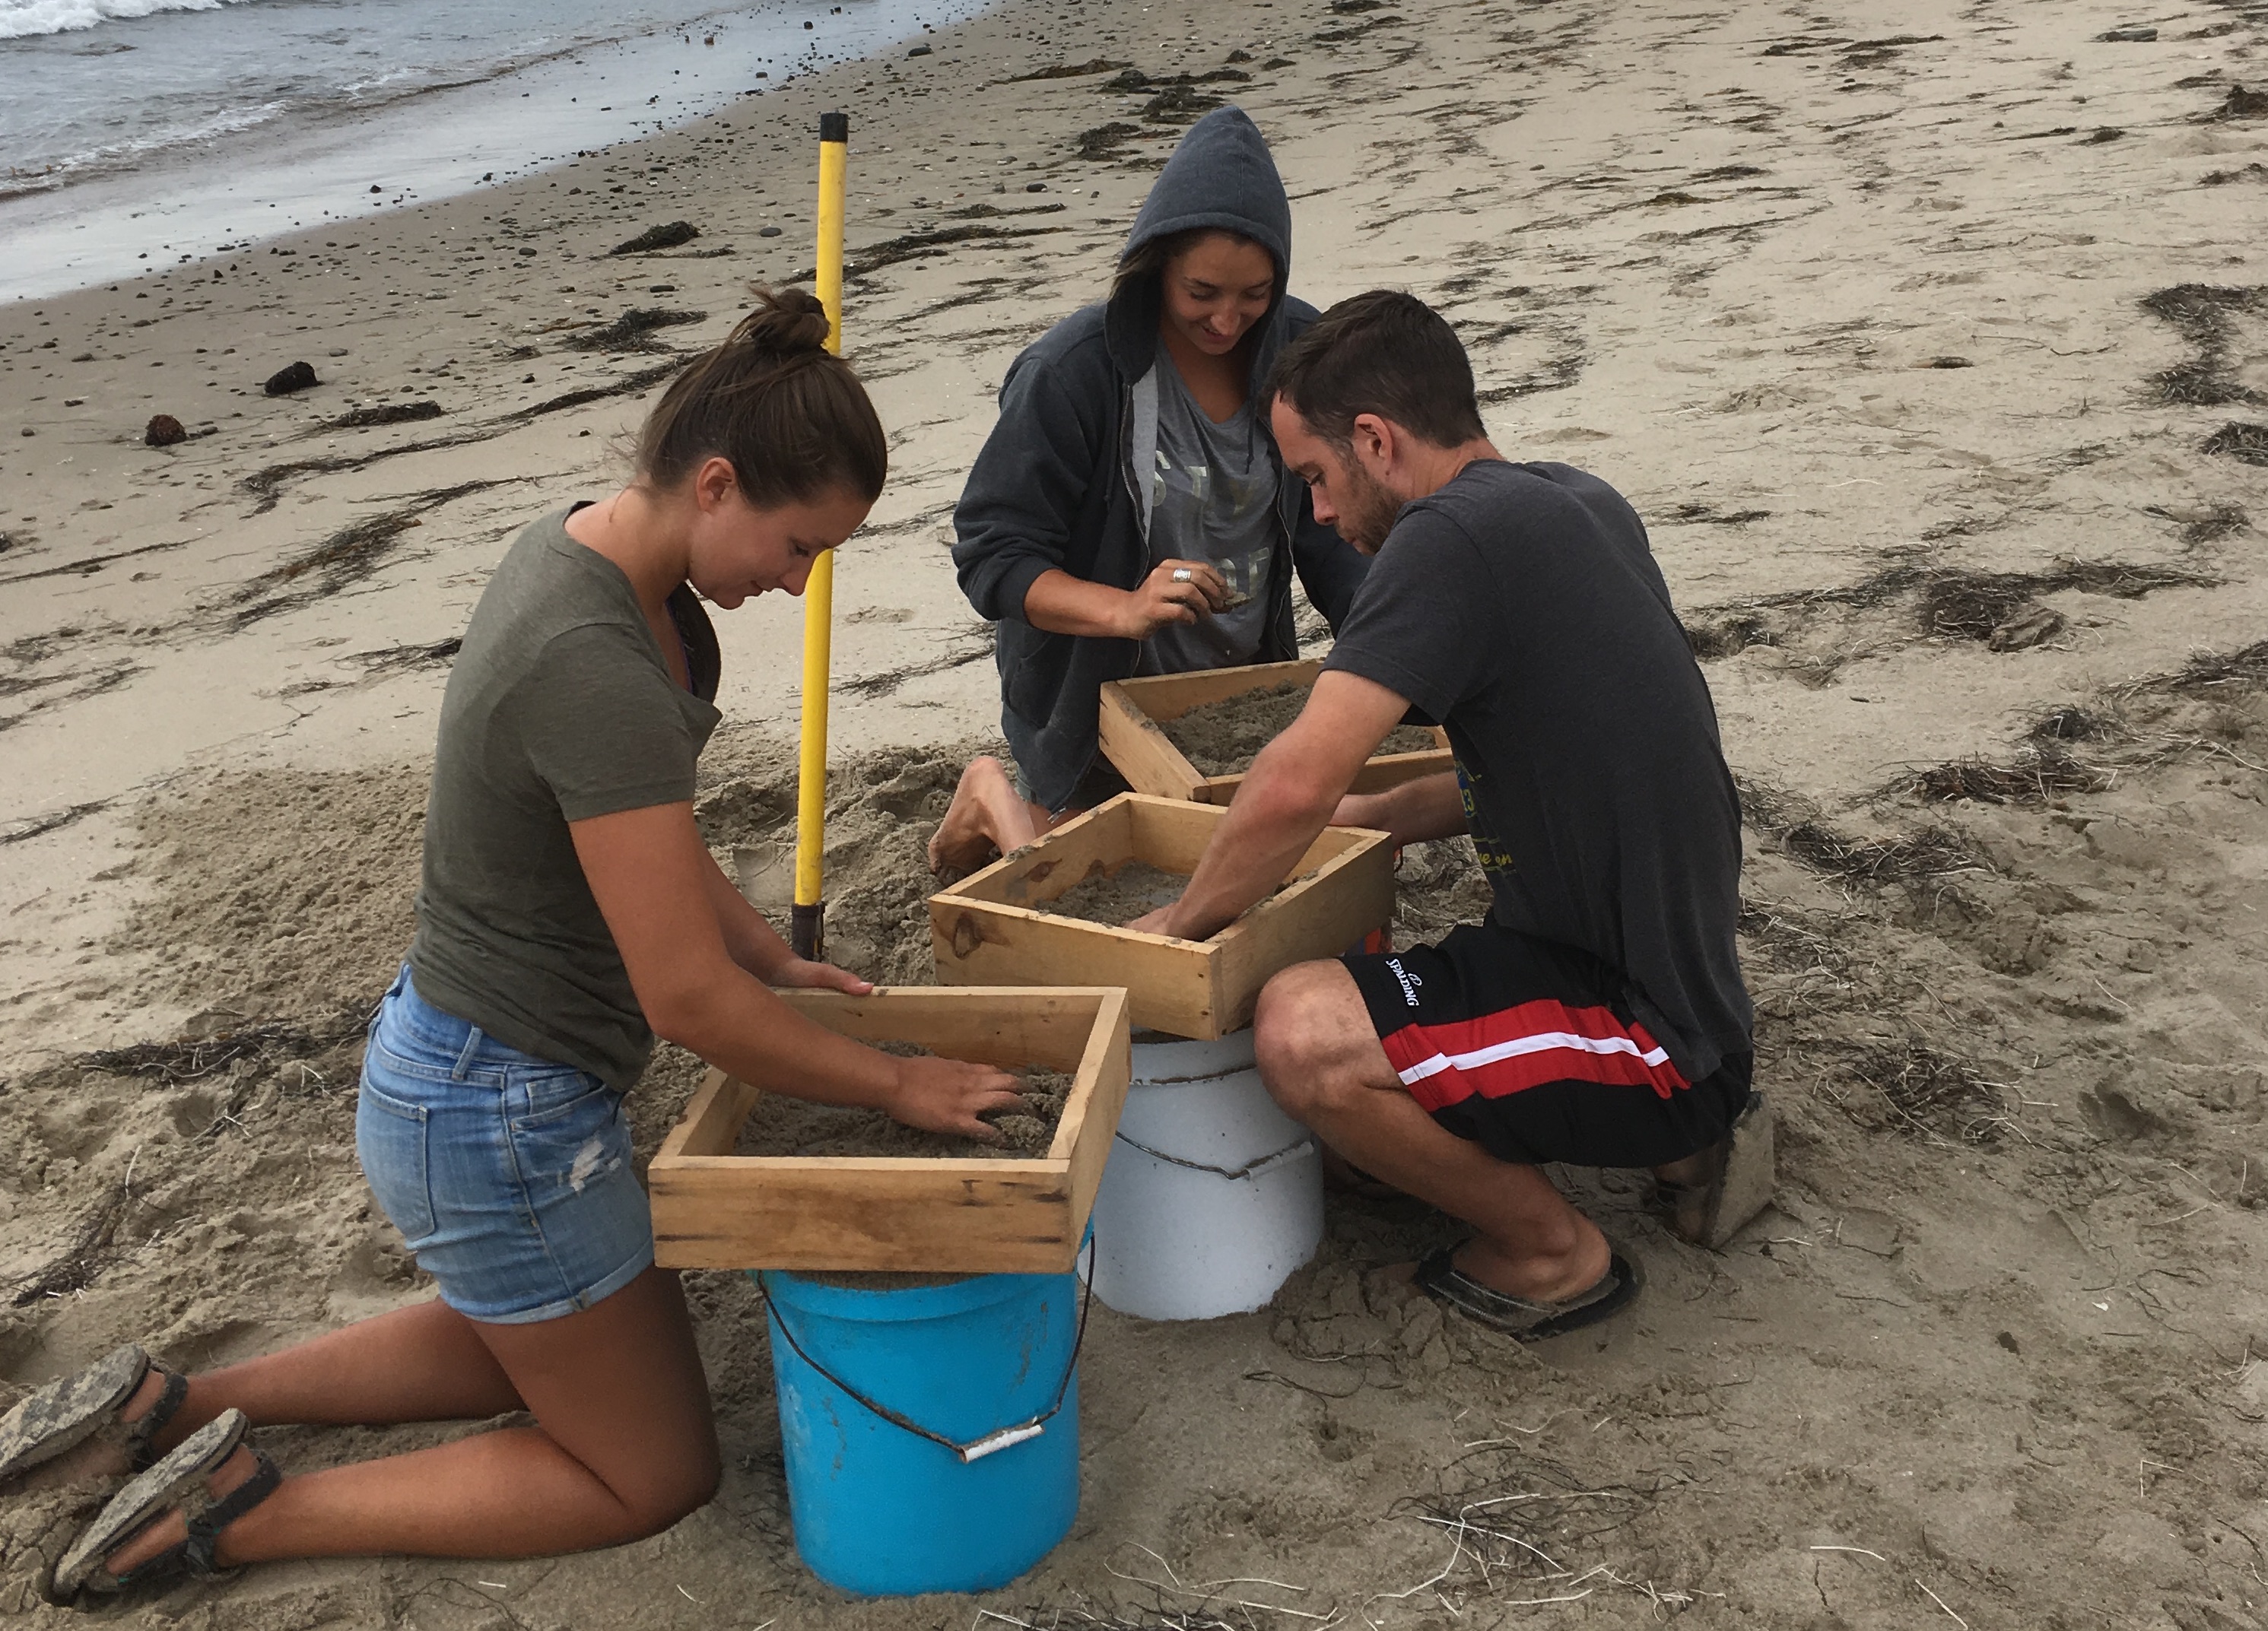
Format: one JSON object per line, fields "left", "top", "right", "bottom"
{"left": 0, "top": 0, "right": 253, "bottom": 42}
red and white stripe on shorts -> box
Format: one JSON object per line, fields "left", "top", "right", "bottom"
{"left": 1380, "top": 998, "right": 1691, "bottom": 1112}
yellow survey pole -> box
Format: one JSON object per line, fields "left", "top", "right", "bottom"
{"left": 791, "top": 110, "right": 849, "bottom": 963}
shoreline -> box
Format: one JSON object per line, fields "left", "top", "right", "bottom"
{"left": 0, "top": 0, "right": 990, "bottom": 304}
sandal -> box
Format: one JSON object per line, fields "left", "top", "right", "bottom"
{"left": 52, "top": 1409, "right": 279, "bottom": 1598}
{"left": 0, "top": 1344, "right": 188, "bottom": 1486}
{"left": 1656, "top": 1091, "right": 1775, "bottom": 1249}
{"left": 1414, "top": 1240, "right": 1643, "bottom": 1340}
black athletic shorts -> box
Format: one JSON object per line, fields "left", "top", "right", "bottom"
{"left": 1343, "top": 922, "right": 1752, "bottom": 1169}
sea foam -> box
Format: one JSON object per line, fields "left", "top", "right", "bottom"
{"left": 0, "top": 0, "right": 249, "bottom": 41}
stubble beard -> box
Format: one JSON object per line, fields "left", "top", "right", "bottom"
{"left": 1340, "top": 459, "right": 1404, "bottom": 552}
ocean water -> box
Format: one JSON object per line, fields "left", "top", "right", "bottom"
{"left": 0, "top": 0, "right": 988, "bottom": 303}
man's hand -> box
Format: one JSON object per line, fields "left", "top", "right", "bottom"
{"left": 1163, "top": 671, "right": 1418, "bottom": 941}
{"left": 885, "top": 1056, "right": 1027, "bottom": 1141}
{"left": 1127, "top": 902, "right": 1180, "bottom": 937}
{"left": 769, "top": 958, "right": 875, "bottom": 996}
{"left": 1118, "top": 558, "right": 1228, "bottom": 638}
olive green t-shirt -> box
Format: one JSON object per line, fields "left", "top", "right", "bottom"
{"left": 408, "top": 508, "right": 720, "bottom": 1090}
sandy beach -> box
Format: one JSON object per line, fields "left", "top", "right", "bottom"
{"left": 4, "top": 0, "right": 2268, "bottom": 1623}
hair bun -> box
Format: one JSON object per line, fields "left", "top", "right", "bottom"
{"left": 729, "top": 286, "right": 832, "bottom": 358}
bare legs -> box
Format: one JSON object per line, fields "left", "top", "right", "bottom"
{"left": 1253, "top": 960, "right": 1609, "bottom": 1303}
{"left": 927, "top": 755, "right": 1065, "bottom": 875}
{"left": 91, "top": 1268, "right": 718, "bottom": 1575}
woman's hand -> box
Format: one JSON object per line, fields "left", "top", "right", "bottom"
{"left": 1117, "top": 558, "right": 1228, "bottom": 638}
{"left": 886, "top": 1056, "right": 1028, "bottom": 1141}
{"left": 769, "top": 958, "right": 875, "bottom": 996}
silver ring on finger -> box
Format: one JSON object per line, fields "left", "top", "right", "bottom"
{"left": 1171, "top": 566, "right": 1194, "bottom": 583}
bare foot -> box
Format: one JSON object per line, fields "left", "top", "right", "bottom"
{"left": 95, "top": 1445, "right": 264, "bottom": 1580}
{"left": 7, "top": 1371, "right": 173, "bottom": 1493}
{"left": 927, "top": 757, "right": 1029, "bottom": 876}
{"left": 1449, "top": 1220, "right": 1611, "bottom": 1306}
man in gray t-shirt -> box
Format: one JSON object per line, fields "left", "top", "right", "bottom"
{"left": 1139, "top": 355, "right": 1278, "bottom": 674}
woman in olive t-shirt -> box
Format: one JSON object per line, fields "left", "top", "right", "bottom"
{"left": 17, "top": 291, "right": 1028, "bottom": 1596}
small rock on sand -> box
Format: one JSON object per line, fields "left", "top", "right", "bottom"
{"left": 144, "top": 414, "right": 186, "bottom": 447}
{"left": 263, "top": 360, "right": 319, "bottom": 397}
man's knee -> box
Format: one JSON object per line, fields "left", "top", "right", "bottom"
{"left": 1254, "top": 960, "right": 1372, "bottom": 1120}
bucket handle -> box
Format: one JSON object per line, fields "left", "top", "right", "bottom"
{"left": 1113, "top": 1131, "right": 1315, "bottom": 1182}
{"left": 758, "top": 1233, "right": 1095, "bottom": 1465}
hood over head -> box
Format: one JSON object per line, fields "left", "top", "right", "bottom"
{"left": 1105, "top": 106, "right": 1294, "bottom": 379}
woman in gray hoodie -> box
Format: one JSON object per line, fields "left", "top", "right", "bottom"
{"left": 929, "top": 106, "right": 1367, "bottom": 873}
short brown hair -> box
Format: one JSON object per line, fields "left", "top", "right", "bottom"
{"left": 1264, "top": 289, "right": 1485, "bottom": 450}
{"left": 636, "top": 287, "right": 887, "bottom": 506}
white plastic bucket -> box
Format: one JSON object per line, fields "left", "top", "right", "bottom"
{"left": 1086, "top": 1029, "right": 1323, "bottom": 1321}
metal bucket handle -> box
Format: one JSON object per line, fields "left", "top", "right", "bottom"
{"left": 1113, "top": 1130, "right": 1315, "bottom": 1182}
{"left": 758, "top": 1231, "right": 1095, "bottom": 1465}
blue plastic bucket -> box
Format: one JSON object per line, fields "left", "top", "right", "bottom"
{"left": 755, "top": 1261, "right": 1085, "bottom": 1596}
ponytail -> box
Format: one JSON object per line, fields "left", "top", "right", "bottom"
{"left": 634, "top": 287, "right": 887, "bottom": 506}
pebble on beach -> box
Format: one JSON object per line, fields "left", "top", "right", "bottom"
{"left": 264, "top": 360, "right": 319, "bottom": 396}
{"left": 145, "top": 414, "right": 187, "bottom": 447}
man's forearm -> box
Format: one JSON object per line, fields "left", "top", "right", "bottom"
{"left": 1164, "top": 770, "right": 1339, "bottom": 941}
{"left": 1342, "top": 771, "right": 1467, "bottom": 848}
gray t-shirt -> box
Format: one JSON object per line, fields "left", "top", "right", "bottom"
{"left": 1138, "top": 354, "right": 1279, "bottom": 674}
{"left": 408, "top": 508, "right": 721, "bottom": 1091}
{"left": 1320, "top": 462, "right": 1752, "bottom": 1083}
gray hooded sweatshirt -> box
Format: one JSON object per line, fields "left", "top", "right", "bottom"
{"left": 951, "top": 106, "right": 1369, "bottom": 812}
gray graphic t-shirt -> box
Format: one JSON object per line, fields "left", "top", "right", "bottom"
{"left": 1139, "top": 354, "right": 1278, "bottom": 674}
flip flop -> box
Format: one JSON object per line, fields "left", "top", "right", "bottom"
{"left": 52, "top": 1409, "right": 278, "bottom": 1598}
{"left": 1413, "top": 1241, "right": 1644, "bottom": 1341}
{"left": 0, "top": 1344, "right": 188, "bottom": 1487}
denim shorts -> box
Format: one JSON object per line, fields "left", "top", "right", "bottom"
{"left": 355, "top": 965, "right": 653, "bottom": 1324}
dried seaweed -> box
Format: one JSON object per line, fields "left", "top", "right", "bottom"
{"left": 78, "top": 1015, "right": 363, "bottom": 1084}
{"left": 514, "top": 358, "right": 686, "bottom": 419}
{"left": 239, "top": 432, "right": 484, "bottom": 513}
{"left": 2174, "top": 501, "right": 2250, "bottom": 543}
{"left": 1075, "top": 122, "right": 1144, "bottom": 161}
{"left": 1737, "top": 899, "right": 1854, "bottom": 977}
{"left": 2202, "top": 421, "right": 2268, "bottom": 465}
{"left": 1683, "top": 611, "right": 1776, "bottom": 659}
{"left": 8, "top": 1185, "right": 129, "bottom": 1307}
{"left": 608, "top": 221, "right": 699, "bottom": 255}
{"left": 2028, "top": 705, "right": 2122, "bottom": 743}
{"left": 2140, "top": 284, "right": 2268, "bottom": 406}
{"left": 1394, "top": 1442, "right": 1660, "bottom": 1589}
{"left": 348, "top": 638, "right": 462, "bottom": 676}
{"left": 1904, "top": 747, "right": 2113, "bottom": 804}
{"left": 231, "top": 481, "right": 507, "bottom": 624}
{"left": 316, "top": 401, "right": 445, "bottom": 431}
{"left": 1919, "top": 563, "right": 2211, "bottom": 640}
{"left": 1738, "top": 776, "right": 1985, "bottom": 884}
{"left": 1003, "top": 58, "right": 1131, "bottom": 81}
{"left": 564, "top": 306, "right": 708, "bottom": 352}
{"left": 1841, "top": 1040, "right": 2003, "bottom": 1144}
{"left": 1781, "top": 820, "right": 1983, "bottom": 884}
{"left": 2123, "top": 639, "right": 2268, "bottom": 698}
{"left": 789, "top": 224, "right": 1069, "bottom": 281}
